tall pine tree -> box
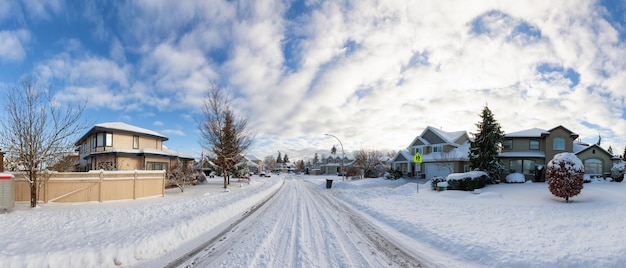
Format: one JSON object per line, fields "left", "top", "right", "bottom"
{"left": 468, "top": 105, "right": 506, "bottom": 183}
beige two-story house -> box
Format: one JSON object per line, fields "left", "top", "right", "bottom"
{"left": 75, "top": 122, "right": 194, "bottom": 171}
{"left": 499, "top": 125, "right": 618, "bottom": 181}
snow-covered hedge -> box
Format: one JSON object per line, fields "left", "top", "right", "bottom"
{"left": 429, "top": 171, "right": 490, "bottom": 191}
{"left": 505, "top": 173, "right": 526, "bottom": 183}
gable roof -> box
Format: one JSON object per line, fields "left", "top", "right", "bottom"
{"left": 408, "top": 126, "right": 469, "bottom": 148}
{"left": 574, "top": 143, "right": 618, "bottom": 159}
{"left": 76, "top": 122, "right": 168, "bottom": 145}
{"left": 389, "top": 150, "right": 412, "bottom": 163}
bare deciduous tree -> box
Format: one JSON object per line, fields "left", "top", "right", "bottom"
{"left": 263, "top": 155, "right": 277, "bottom": 173}
{"left": 354, "top": 149, "right": 386, "bottom": 178}
{"left": 0, "top": 75, "right": 87, "bottom": 207}
{"left": 198, "top": 85, "right": 253, "bottom": 189}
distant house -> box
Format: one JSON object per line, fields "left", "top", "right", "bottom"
{"left": 318, "top": 153, "right": 355, "bottom": 175}
{"left": 245, "top": 154, "right": 263, "bottom": 174}
{"left": 390, "top": 126, "right": 471, "bottom": 180}
{"left": 499, "top": 125, "right": 619, "bottom": 181}
{"left": 75, "top": 122, "right": 194, "bottom": 171}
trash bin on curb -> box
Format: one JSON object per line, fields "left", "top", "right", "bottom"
{"left": 326, "top": 179, "right": 333, "bottom": 189}
{"left": 436, "top": 181, "right": 448, "bottom": 191}
{"left": 0, "top": 173, "right": 15, "bottom": 213}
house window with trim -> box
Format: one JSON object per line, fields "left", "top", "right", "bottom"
{"left": 133, "top": 136, "right": 139, "bottom": 149}
{"left": 510, "top": 160, "right": 522, "bottom": 173}
{"left": 503, "top": 140, "right": 513, "bottom": 150}
{"left": 523, "top": 160, "right": 536, "bottom": 175}
{"left": 413, "top": 147, "right": 423, "bottom": 155}
{"left": 146, "top": 161, "right": 168, "bottom": 171}
{"left": 584, "top": 158, "right": 602, "bottom": 175}
{"left": 553, "top": 138, "right": 565, "bottom": 151}
{"left": 432, "top": 145, "right": 443, "bottom": 153}
{"left": 93, "top": 133, "right": 113, "bottom": 148}
{"left": 529, "top": 140, "right": 540, "bottom": 150}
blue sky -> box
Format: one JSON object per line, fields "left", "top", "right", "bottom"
{"left": 1, "top": 0, "right": 626, "bottom": 161}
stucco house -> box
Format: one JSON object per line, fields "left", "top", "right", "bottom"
{"left": 499, "top": 125, "right": 619, "bottom": 181}
{"left": 75, "top": 122, "right": 194, "bottom": 171}
{"left": 390, "top": 126, "right": 472, "bottom": 180}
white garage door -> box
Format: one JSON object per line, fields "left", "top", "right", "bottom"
{"left": 425, "top": 163, "right": 453, "bottom": 180}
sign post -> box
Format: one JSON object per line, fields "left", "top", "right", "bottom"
{"left": 413, "top": 152, "right": 422, "bottom": 193}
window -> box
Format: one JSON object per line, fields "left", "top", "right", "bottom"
{"left": 93, "top": 132, "right": 113, "bottom": 148}
{"left": 432, "top": 145, "right": 443, "bottom": 153}
{"left": 146, "top": 161, "right": 169, "bottom": 171}
{"left": 522, "top": 160, "right": 536, "bottom": 175}
{"left": 133, "top": 136, "right": 139, "bottom": 149}
{"left": 510, "top": 160, "right": 522, "bottom": 173}
{"left": 529, "top": 140, "right": 539, "bottom": 150}
{"left": 464, "top": 164, "right": 470, "bottom": 172}
{"left": 503, "top": 140, "right": 513, "bottom": 150}
{"left": 553, "top": 138, "right": 565, "bottom": 151}
{"left": 510, "top": 159, "right": 536, "bottom": 175}
{"left": 584, "top": 159, "right": 602, "bottom": 175}
{"left": 414, "top": 147, "right": 423, "bottom": 155}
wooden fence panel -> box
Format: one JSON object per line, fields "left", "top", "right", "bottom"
{"left": 11, "top": 170, "right": 165, "bottom": 203}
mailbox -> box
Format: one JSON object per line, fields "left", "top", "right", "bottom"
{"left": 0, "top": 173, "right": 14, "bottom": 212}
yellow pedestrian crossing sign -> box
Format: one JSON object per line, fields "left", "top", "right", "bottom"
{"left": 413, "top": 152, "right": 422, "bottom": 163}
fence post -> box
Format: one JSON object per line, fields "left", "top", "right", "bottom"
{"left": 133, "top": 170, "right": 138, "bottom": 200}
{"left": 44, "top": 170, "right": 50, "bottom": 203}
{"left": 99, "top": 169, "right": 104, "bottom": 202}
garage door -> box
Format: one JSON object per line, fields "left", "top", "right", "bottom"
{"left": 425, "top": 163, "right": 453, "bottom": 180}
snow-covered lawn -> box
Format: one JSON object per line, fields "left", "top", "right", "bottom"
{"left": 1, "top": 174, "right": 625, "bottom": 267}
{"left": 331, "top": 177, "right": 626, "bottom": 267}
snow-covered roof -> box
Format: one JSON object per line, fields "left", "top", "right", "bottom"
{"left": 427, "top": 127, "right": 467, "bottom": 144}
{"left": 505, "top": 128, "right": 548, "bottom": 138}
{"left": 498, "top": 151, "right": 546, "bottom": 158}
{"left": 77, "top": 122, "right": 168, "bottom": 144}
{"left": 389, "top": 150, "right": 412, "bottom": 163}
{"left": 421, "top": 141, "right": 470, "bottom": 162}
{"left": 245, "top": 154, "right": 261, "bottom": 161}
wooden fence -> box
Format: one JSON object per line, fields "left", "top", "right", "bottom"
{"left": 13, "top": 170, "right": 166, "bottom": 203}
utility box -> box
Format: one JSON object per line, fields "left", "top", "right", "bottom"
{"left": 0, "top": 173, "right": 15, "bottom": 212}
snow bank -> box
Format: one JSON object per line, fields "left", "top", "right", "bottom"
{"left": 505, "top": 173, "right": 525, "bottom": 183}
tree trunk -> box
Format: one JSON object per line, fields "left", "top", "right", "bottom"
{"left": 30, "top": 182, "right": 37, "bottom": 208}
{"left": 223, "top": 175, "right": 228, "bottom": 189}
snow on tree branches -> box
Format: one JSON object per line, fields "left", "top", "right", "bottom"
{"left": 546, "top": 152, "right": 584, "bottom": 203}
{"left": 468, "top": 105, "right": 505, "bottom": 182}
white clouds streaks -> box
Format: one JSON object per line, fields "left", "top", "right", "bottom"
{"left": 4, "top": 0, "right": 626, "bottom": 160}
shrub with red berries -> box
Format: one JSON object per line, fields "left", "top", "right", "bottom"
{"left": 546, "top": 152, "right": 584, "bottom": 203}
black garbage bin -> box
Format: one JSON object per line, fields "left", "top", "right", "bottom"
{"left": 326, "top": 179, "right": 333, "bottom": 189}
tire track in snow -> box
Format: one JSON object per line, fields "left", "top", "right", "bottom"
{"left": 172, "top": 176, "right": 426, "bottom": 267}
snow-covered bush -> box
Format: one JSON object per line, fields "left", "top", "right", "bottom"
{"left": 546, "top": 153, "right": 584, "bottom": 203}
{"left": 385, "top": 169, "right": 403, "bottom": 180}
{"left": 505, "top": 173, "right": 526, "bottom": 183}
{"left": 445, "top": 171, "right": 489, "bottom": 191}
{"left": 611, "top": 161, "right": 625, "bottom": 182}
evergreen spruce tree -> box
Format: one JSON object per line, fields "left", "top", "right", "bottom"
{"left": 283, "top": 154, "right": 289, "bottom": 164}
{"left": 468, "top": 105, "right": 506, "bottom": 183}
{"left": 623, "top": 147, "right": 626, "bottom": 160}
{"left": 276, "top": 152, "right": 282, "bottom": 164}
{"left": 313, "top": 153, "right": 319, "bottom": 164}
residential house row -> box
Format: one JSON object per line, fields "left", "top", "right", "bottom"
{"left": 389, "top": 125, "right": 620, "bottom": 182}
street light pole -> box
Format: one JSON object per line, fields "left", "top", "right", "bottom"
{"left": 325, "top": 133, "right": 345, "bottom": 181}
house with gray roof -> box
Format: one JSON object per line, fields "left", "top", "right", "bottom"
{"left": 390, "top": 126, "right": 472, "bottom": 180}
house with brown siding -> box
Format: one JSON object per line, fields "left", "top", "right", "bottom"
{"left": 75, "top": 122, "right": 194, "bottom": 171}
{"left": 499, "top": 125, "right": 618, "bottom": 181}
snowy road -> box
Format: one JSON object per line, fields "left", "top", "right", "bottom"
{"left": 171, "top": 176, "right": 425, "bottom": 267}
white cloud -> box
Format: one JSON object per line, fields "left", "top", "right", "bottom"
{"left": 153, "top": 121, "right": 163, "bottom": 126}
{"left": 161, "top": 129, "right": 185, "bottom": 137}
{"left": 0, "top": 29, "right": 30, "bottom": 62}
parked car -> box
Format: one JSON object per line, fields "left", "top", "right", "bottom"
{"left": 259, "top": 171, "right": 270, "bottom": 177}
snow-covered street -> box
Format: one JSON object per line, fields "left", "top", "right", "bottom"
{"left": 2, "top": 174, "right": 626, "bottom": 267}
{"left": 171, "top": 177, "right": 424, "bottom": 267}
